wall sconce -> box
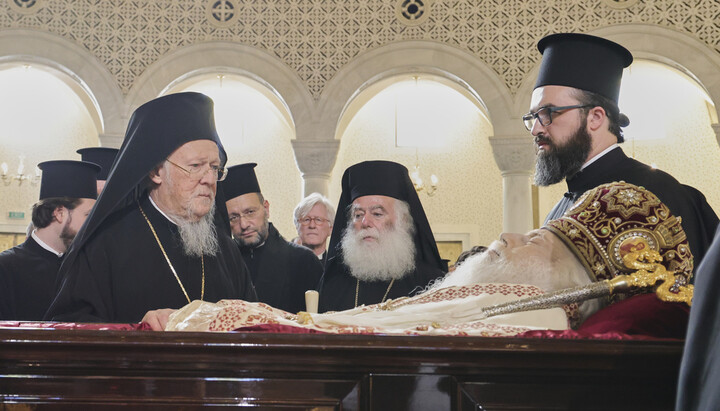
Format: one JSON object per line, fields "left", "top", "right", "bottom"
{"left": 1, "top": 155, "right": 40, "bottom": 186}
{"left": 409, "top": 150, "right": 438, "bottom": 196}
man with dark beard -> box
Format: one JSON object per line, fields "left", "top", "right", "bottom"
{"left": 45, "top": 92, "right": 257, "bottom": 329}
{"left": 0, "top": 160, "right": 99, "bottom": 320}
{"left": 318, "top": 161, "right": 446, "bottom": 312}
{"left": 526, "top": 32, "right": 718, "bottom": 266}
{"left": 221, "top": 163, "right": 322, "bottom": 313}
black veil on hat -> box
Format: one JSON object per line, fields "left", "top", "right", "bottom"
{"left": 534, "top": 33, "right": 633, "bottom": 103}
{"left": 324, "top": 160, "right": 445, "bottom": 274}
{"left": 59, "top": 92, "right": 230, "bottom": 272}
{"left": 37, "top": 160, "right": 101, "bottom": 200}
{"left": 76, "top": 147, "right": 119, "bottom": 181}
{"left": 220, "top": 163, "right": 261, "bottom": 200}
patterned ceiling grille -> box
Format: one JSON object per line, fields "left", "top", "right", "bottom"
{"left": 396, "top": 0, "right": 430, "bottom": 26}
{"left": 399, "top": 0, "right": 424, "bottom": 21}
{"left": 2, "top": 1, "right": 720, "bottom": 100}
{"left": 207, "top": 0, "right": 239, "bottom": 27}
{"left": 602, "top": 0, "right": 640, "bottom": 9}
{"left": 8, "top": 0, "right": 41, "bottom": 14}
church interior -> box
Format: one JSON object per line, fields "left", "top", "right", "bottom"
{"left": 1, "top": 0, "right": 719, "bottom": 409}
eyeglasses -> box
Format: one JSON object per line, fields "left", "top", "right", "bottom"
{"left": 229, "top": 208, "right": 259, "bottom": 224}
{"left": 166, "top": 158, "right": 227, "bottom": 182}
{"left": 522, "top": 104, "right": 593, "bottom": 131}
{"left": 299, "top": 216, "right": 329, "bottom": 226}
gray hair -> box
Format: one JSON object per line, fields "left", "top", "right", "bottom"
{"left": 293, "top": 192, "right": 336, "bottom": 231}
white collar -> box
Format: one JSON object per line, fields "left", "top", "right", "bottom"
{"left": 148, "top": 195, "right": 179, "bottom": 226}
{"left": 581, "top": 144, "right": 618, "bottom": 171}
{"left": 31, "top": 230, "right": 63, "bottom": 257}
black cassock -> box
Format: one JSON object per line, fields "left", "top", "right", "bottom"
{"left": 240, "top": 223, "right": 322, "bottom": 313}
{"left": 676, "top": 224, "right": 720, "bottom": 410}
{"left": 318, "top": 257, "right": 444, "bottom": 313}
{"left": 0, "top": 236, "right": 62, "bottom": 320}
{"left": 46, "top": 195, "right": 257, "bottom": 323}
{"left": 545, "top": 147, "right": 719, "bottom": 267}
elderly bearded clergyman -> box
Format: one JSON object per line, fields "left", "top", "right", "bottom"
{"left": 46, "top": 92, "right": 257, "bottom": 329}
{"left": 317, "top": 160, "right": 447, "bottom": 313}
{"left": 165, "top": 182, "right": 693, "bottom": 335}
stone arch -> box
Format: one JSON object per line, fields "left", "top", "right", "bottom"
{"left": 319, "top": 40, "right": 515, "bottom": 140}
{"left": 126, "top": 41, "right": 314, "bottom": 140}
{"left": 315, "top": 41, "right": 534, "bottom": 231}
{"left": 0, "top": 28, "right": 125, "bottom": 145}
{"left": 296, "top": 40, "right": 520, "bottom": 197}
{"left": 597, "top": 24, "right": 720, "bottom": 146}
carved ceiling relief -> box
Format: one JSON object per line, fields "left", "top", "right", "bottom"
{"left": 1, "top": 1, "right": 720, "bottom": 99}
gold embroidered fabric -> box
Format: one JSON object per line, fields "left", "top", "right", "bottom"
{"left": 545, "top": 182, "right": 693, "bottom": 290}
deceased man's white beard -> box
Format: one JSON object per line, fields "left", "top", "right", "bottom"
{"left": 437, "top": 245, "right": 591, "bottom": 293}
{"left": 341, "top": 220, "right": 416, "bottom": 282}
{"left": 173, "top": 201, "right": 220, "bottom": 258}
{"left": 433, "top": 243, "right": 602, "bottom": 322}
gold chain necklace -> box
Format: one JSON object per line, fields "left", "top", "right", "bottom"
{"left": 138, "top": 201, "right": 204, "bottom": 304}
{"left": 354, "top": 278, "right": 395, "bottom": 308}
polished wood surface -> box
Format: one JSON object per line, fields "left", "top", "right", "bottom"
{"left": 0, "top": 328, "right": 682, "bottom": 410}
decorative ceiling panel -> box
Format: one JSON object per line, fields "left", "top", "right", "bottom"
{"left": 2, "top": 0, "right": 719, "bottom": 99}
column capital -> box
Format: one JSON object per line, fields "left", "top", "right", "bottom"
{"left": 291, "top": 140, "right": 340, "bottom": 177}
{"left": 98, "top": 133, "right": 123, "bottom": 149}
{"left": 488, "top": 135, "right": 536, "bottom": 176}
{"left": 291, "top": 140, "right": 340, "bottom": 197}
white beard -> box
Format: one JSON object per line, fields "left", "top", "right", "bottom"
{"left": 436, "top": 245, "right": 591, "bottom": 292}
{"left": 341, "top": 216, "right": 416, "bottom": 282}
{"left": 175, "top": 201, "right": 220, "bottom": 258}
{"left": 434, "top": 244, "right": 602, "bottom": 322}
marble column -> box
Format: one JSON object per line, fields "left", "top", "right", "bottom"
{"left": 291, "top": 140, "right": 341, "bottom": 197}
{"left": 489, "top": 135, "right": 536, "bottom": 234}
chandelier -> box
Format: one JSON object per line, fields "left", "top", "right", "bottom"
{"left": 394, "top": 76, "right": 441, "bottom": 197}
{"left": 1, "top": 155, "right": 40, "bottom": 186}
{"left": 408, "top": 149, "right": 438, "bottom": 196}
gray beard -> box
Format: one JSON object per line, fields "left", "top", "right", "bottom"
{"left": 534, "top": 124, "right": 592, "bottom": 186}
{"left": 174, "top": 201, "right": 220, "bottom": 258}
{"left": 341, "top": 217, "right": 416, "bottom": 282}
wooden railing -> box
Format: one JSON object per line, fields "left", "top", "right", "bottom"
{"left": 0, "top": 328, "right": 682, "bottom": 410}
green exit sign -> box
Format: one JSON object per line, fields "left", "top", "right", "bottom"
{"left": 8, "top": 211, "right": 24, "bottom": 219}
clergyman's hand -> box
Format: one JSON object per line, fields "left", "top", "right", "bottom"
{"left": 141, "top": 308, "right": 177, "bottom": 331}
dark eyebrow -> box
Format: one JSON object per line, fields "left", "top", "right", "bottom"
{"left": 529, "top": 103, "right": 557, "bottom": 113}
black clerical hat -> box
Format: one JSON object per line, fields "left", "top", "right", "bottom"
{"left": 37, "top": 160, "right": 101, "bottom": 200}
{"left": 76, "top": 147, "right": 119, "bottom": 180}
{"left": 534, "top": 33, "right": 633, "bottom": 103}
{"left": 221, "top": 163, "right": 261, "bottom": 200}
{"left": 345, "top": 160, "right": 411, "bottom": 203}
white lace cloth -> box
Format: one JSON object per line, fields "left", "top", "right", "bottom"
{"left": 166, "top": 283, "right": 572, "bottom": 337}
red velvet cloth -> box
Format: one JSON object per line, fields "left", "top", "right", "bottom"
{"left": 0, "top": 321, "right": 150, "bottom": 331}
{"left": 517, "top": 293, "right": 689, "bottom": 340}
{"left": 234, "top": 324, "right": 328, "bottom": 334}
